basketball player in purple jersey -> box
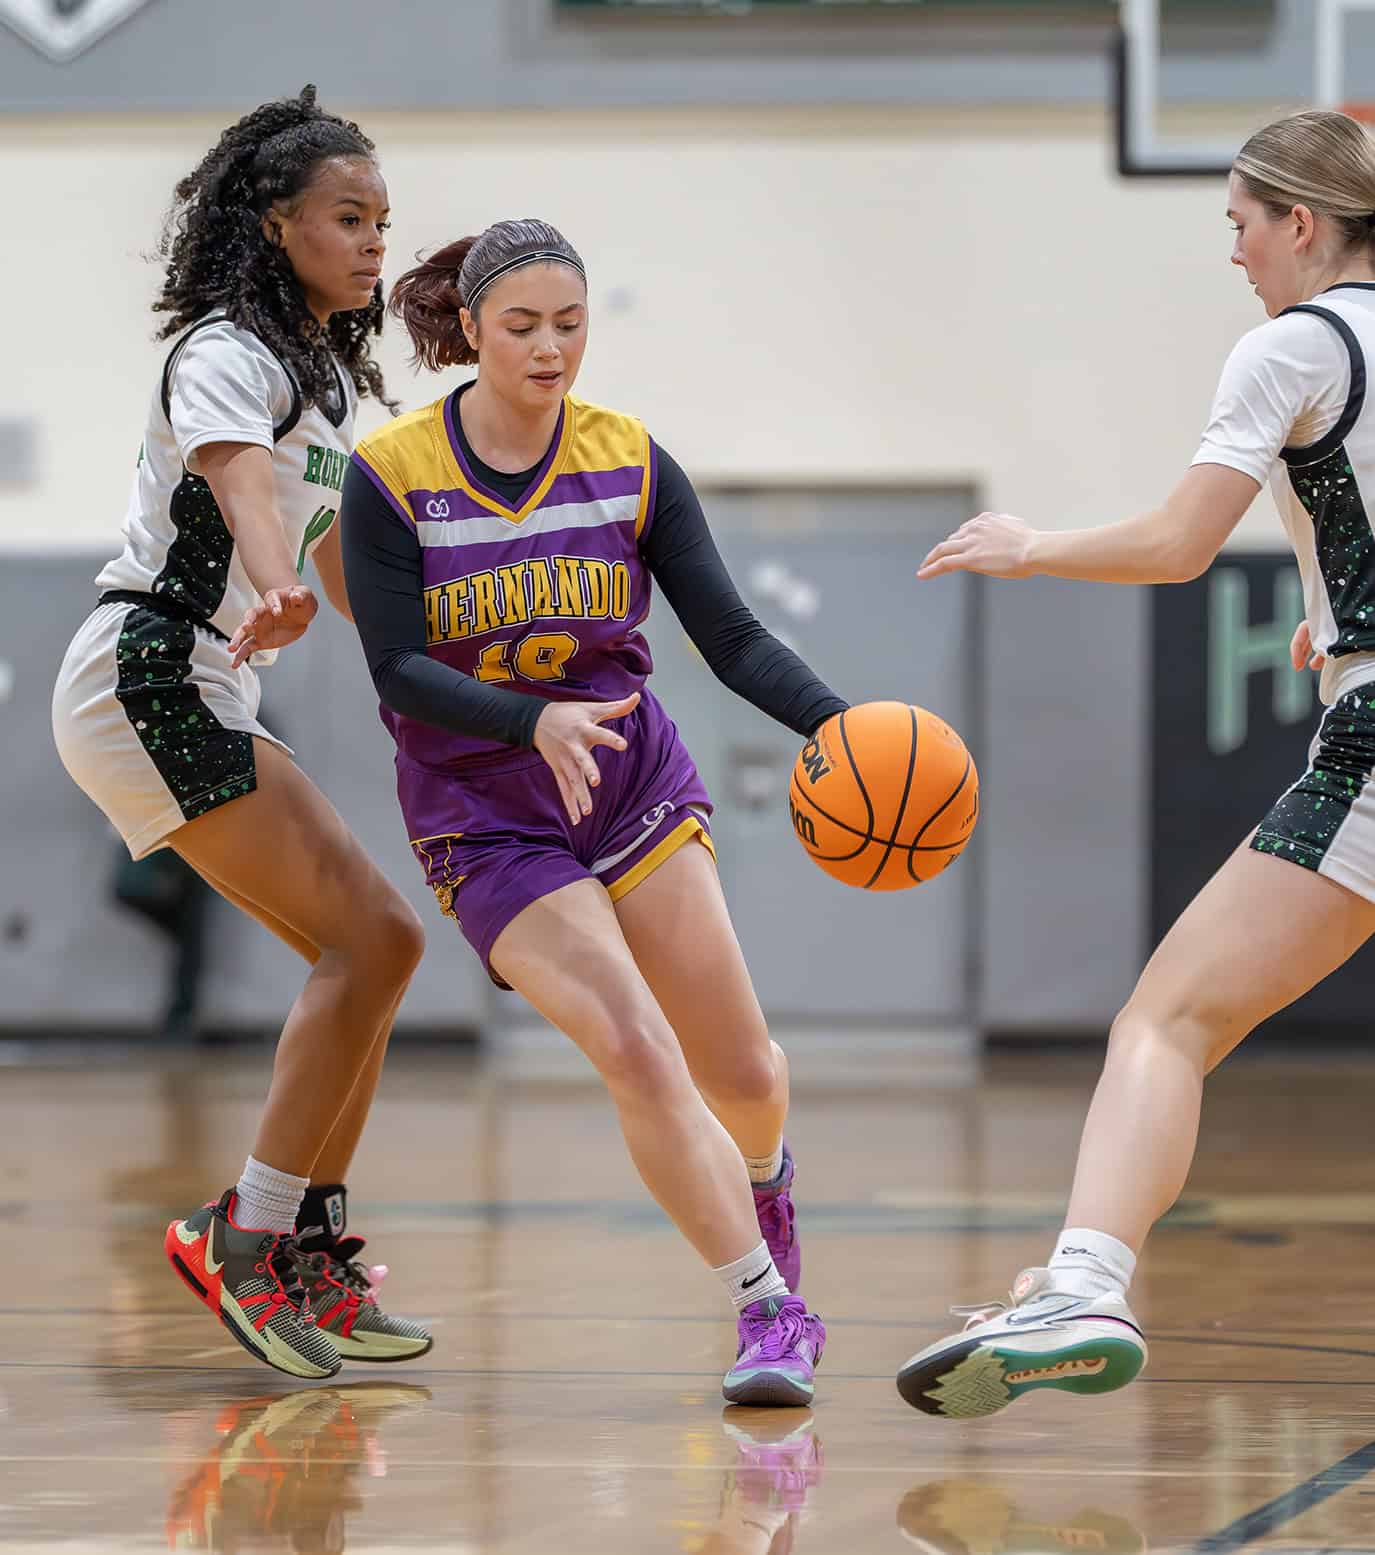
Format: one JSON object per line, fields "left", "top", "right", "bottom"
{"left": 288, "top": 219, "right": 843, "bottom": 1404}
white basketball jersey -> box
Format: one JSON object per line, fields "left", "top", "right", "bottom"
{"left": 95, "top": 312, "right": 356, "bottom": 662}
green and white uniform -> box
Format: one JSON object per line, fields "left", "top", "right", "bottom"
{"left": 1194, "top": 283, "right": 1375, "bottom": 899}
{"left": 52, "top": 313, "right": 353, "bottom": 858}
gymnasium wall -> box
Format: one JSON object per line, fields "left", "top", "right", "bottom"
{"left": 2, "top": 104, "right": 1281, "bottom": 557}
{"left": 0, "top": 1, "right": 1326, "bottom": 1038}
{"left": 0, "top": 103, "right": 1188, "bottom": 1038}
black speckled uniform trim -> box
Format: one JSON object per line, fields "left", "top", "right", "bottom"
{"left": 113, "top": 607, "right": 256, "bottom": 824}
{"left": 1252, "top": 684, "right": 1375, "bottom": 872}
{"left": 152, "top": 315, "right": 304, "bottom": 620}
{"left": 1278, "top": 306, "right": 1375, "bottom": 658}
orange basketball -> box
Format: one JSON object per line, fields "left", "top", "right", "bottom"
{"left": 788, "top": 701, "right": 979, "bottom": 890}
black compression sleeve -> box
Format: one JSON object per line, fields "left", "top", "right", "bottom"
{"left": 642, "top": 447, "right": 848, "bottom": 738}
{"left": 339, "top": 461, "right": 543, "bottom": 748}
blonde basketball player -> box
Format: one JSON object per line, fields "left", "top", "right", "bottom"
{"left": 901, "top": 110, "right": 1375, "bottom": 1416}
{"left": 52, "top": 87, "right": 431, "bottom": 1378}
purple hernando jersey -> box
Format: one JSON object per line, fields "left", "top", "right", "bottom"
{"left": 352, "top": 392, "right": 658, "bottom": 769}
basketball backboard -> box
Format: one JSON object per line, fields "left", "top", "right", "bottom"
{"left": 1117, "top": 0, "right": 1375, "bottom": 177}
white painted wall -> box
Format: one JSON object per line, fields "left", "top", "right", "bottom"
{"left": 1, "top": 104, "right": 1283, "bottom": 557}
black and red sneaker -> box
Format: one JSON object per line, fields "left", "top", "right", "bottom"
{"left": 165, "top": 1190, "right": 341, "bottom": 1380}
{"left": 292, "top": 1234, "right": 433, "bottom": 1363}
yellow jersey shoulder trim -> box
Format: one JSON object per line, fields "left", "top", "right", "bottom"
{"left": 353, "top": 399, "right": 453, "bottom": 521}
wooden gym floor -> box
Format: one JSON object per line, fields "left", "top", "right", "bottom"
{"left": 1, "top": 1039, "right": 1373, "bottom": 1553}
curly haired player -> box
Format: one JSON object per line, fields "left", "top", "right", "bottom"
{"left": 53, "top": 86, "right": 431, "bottom": 1378}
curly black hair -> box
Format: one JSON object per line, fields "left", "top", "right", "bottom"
{"left": 153, "top": 85, "right": 396, "bottom": 413}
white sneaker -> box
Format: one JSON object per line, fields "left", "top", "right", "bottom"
{"left": 896, "top": 1268, "right": 1147, "bottom": 1419}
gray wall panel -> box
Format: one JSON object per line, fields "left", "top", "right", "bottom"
{"left": 1, "top": 557, "right": 181, "bottom": 1027}
{"left": 980, "top": 578, "right": 1149, "bottom": 1033}
{"left": 643, "top": 484, "right": 977, "bottom": 1025}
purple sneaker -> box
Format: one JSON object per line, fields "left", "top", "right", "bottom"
{"left": 723, "top": 1295, "right": 826, "bottom": 1407}
{"left": 753, "top": 1143, "right": 800, "bottom": 1293}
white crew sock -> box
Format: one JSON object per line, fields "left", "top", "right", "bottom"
{"left": 713, "top": 1240, "right": 789, "bottom": 1311}
{"left": 233, "top": 1156, "right": 310, "bottom": 1236}
{"left": 744, "top": 1143, "right": 785, "bottom": 1186}
{"left": 1047, "top": 1226, "right": 1136, "bottom": 1300}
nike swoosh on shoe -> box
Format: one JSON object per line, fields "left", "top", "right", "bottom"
{"left": 203, "top": 1224, "right": 224, "bottom": 1277}
{"left": 1003, "top": 1302, "right": 1085, "bottom": 1326}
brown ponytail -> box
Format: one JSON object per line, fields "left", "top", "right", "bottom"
{"left": 387, "top": 237, "right": 479, "bottom": 371}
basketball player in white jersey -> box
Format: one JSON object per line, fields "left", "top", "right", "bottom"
{"left": 901, "top": 109, "right": 1375, "bottom": 1416}
{"left": 52, "top": 87, "right": 431, "bottom": 1378}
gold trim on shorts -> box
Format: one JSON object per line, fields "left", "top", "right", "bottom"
{"left": 606, "top": 816, "right": 715, "bottom": 904}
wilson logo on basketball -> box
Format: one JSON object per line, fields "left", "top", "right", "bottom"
{"left": 798, "top": 737, "right": 832, "bottom": 785}
{"left": 789, "top": 797, "right": 818, "bottom": 847}
{"left": 788, "top": 701, "right": 980, "bottom": 892}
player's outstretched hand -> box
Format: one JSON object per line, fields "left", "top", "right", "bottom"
{"left": 1290, "top": 618, "right": 1326, "bottom": 672}
{"left": 917, "top": 512, "right": 1036, "bottom": 580}
{"left": 228, "top": 584, "right": 319, "bottom": 669}
{"left": 534, "top": 691, "right": 640, "bottom": 827}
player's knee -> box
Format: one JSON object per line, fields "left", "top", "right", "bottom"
{"left": 390, "top": 901, "right": 427, "bottom": 979}
{"left": 365, "top": 894, "right": 426, "bottom": 985}
{"left": 707, "top": 1039, "right": 779, "bottom": 1107}
{"left": 596, "top": 1019, "right": 687, "bottom": 1101}
{"left": 1107, "top": 1000, "right": 1214, "bottom": 1067}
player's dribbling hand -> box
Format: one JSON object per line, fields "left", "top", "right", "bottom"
{"left": 534, "top": 692, "right": 640, "bottom": 826}
{"left": 917, "top": 512, "right": 1036, "bottom": 580}
{"left": 227, "top": 584, "right": 319, "bottom": 669}
{"left": 1290, "top": 618, "right": 1325, "bottom": 672}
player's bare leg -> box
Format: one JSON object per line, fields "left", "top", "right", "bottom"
{"left": 898, "top": 841, "right": 1375, "bottom": 1418}
{"left": 171, "top": 739, "right": 423, "bottom": 1176}
{"left": 165, "top": 739, "right": 430, "bottom": 1371}
{"left": 280, "top": 1007, "right": 430, "bottom": 1361}
{"left": 493, "top": 878, "right": 763, "bottom": 1264}
{"left": 492, "top": 878, "right": 824, "bottom": 1405}
{"left": 171, "top": 853, "right": 403, "bottom": 1195}
{"left": 309, "top": 1012, "right": 398, "bottom": 1186}
{"left": 1066, "top": 840, "right": 1375, "bottom": 1245}
{"left": 616, "top": 842, "right": 788, "bottom": 1156}
{"left": 615, "top": 841, "right": 799, "bottom": 1290}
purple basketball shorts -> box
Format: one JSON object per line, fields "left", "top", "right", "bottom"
{"left": 397, "top": 688, "right": 714, "bottom": 984}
